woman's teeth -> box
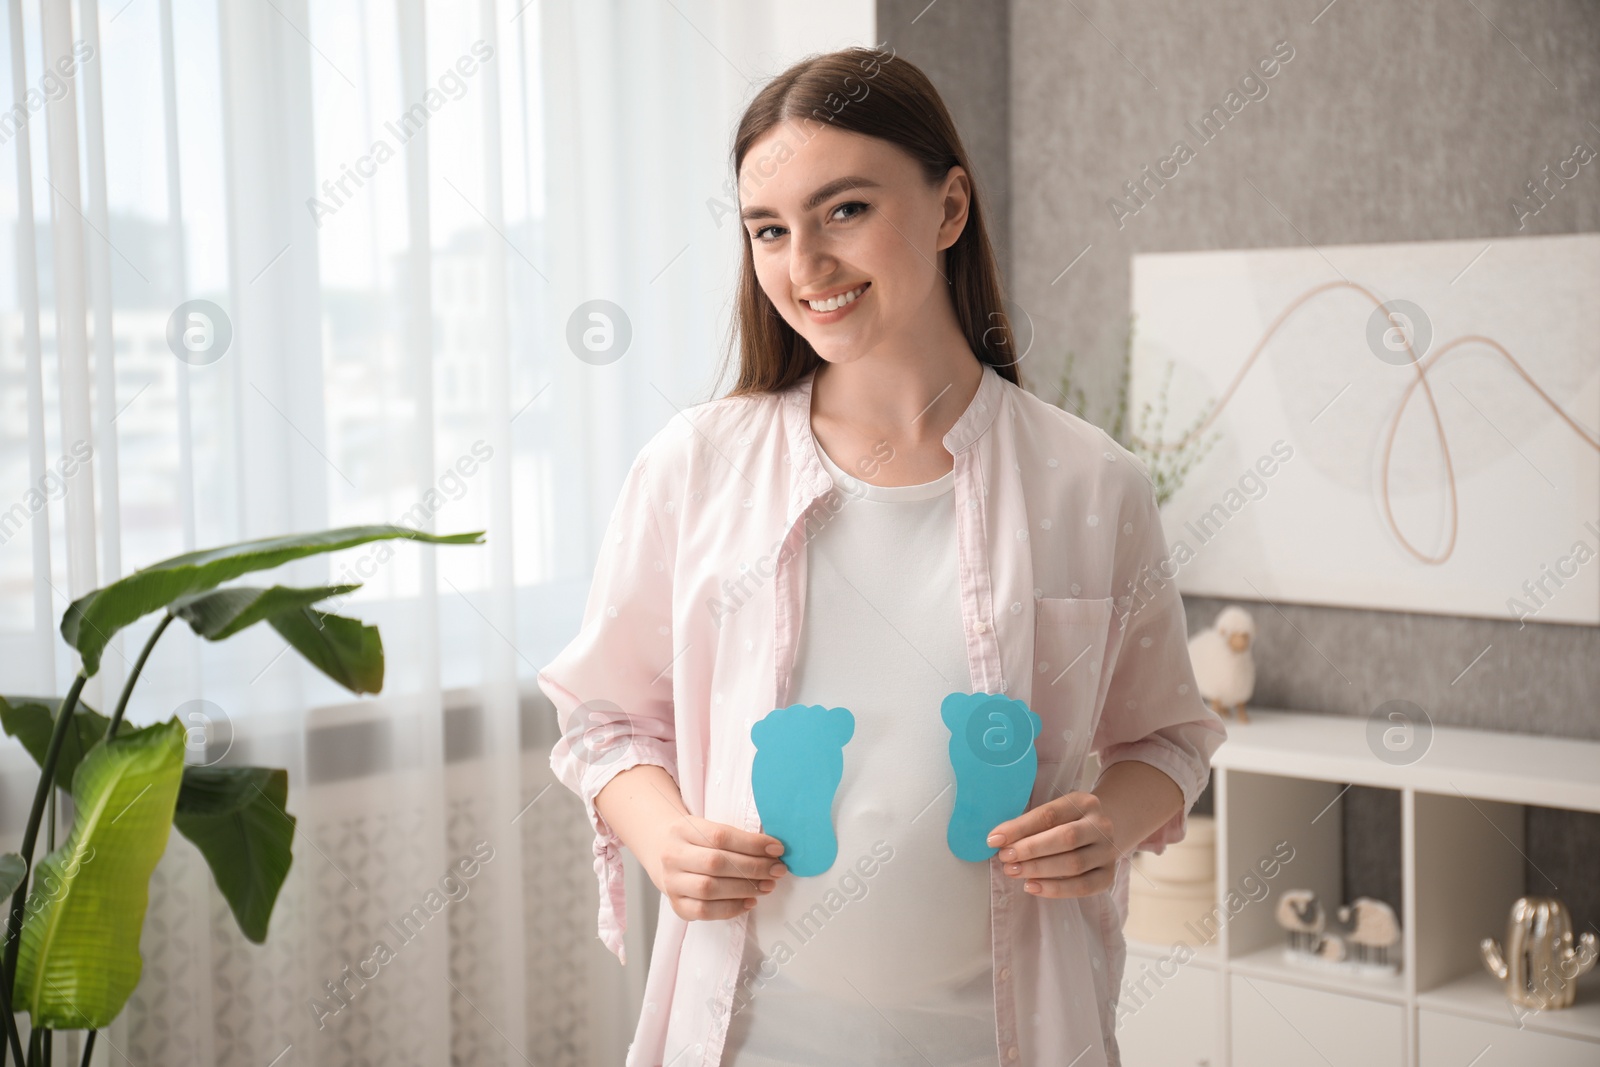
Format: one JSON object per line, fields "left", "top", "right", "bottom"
{"left": 806, "top": 284, "right": 867, "bottom": 312}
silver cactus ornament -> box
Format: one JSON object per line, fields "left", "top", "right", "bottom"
{"left": 1481, "top": 896, "right": 1598, "bottom": 1011}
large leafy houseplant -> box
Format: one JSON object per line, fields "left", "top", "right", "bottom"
{"left": 0, "top": 524, "right": 484, "bottom": 1067}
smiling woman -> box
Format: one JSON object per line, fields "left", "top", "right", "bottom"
{"left": 722, "top": 47, "right": 1020, "bottom": 402}
{"left": 541, "top": 42, "right": 1225, "bottom": 1067}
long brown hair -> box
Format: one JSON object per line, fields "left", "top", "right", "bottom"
{"left": 719, "top": 45, "right": 1019, "bottom": 398}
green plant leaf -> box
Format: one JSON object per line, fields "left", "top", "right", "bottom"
{"left": 170, "top": 583, "right": 382, "bottom": 693}
{"left": 267, "top": 606, "right": 385, "bottom": 694}
{"left": 61, "top": 524, "right": 484, "bottom": 677}
{"left": 0, "top": 854, "right": 24, "bottom": 899}
{"left": 0, "top": 695, "right": 109, "bottom": 794}
{"left": 169, "top": 583, "right": 363, "bottom": 640}
{"left": 13, "top": 719, "right": 186, "bottom": 1029}
{"left": 173, "top": 766, "right": 294, "bottom": 944}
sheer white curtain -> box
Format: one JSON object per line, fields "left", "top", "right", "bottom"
{"left": 0, "top": 1, "right": 873, "bottom": 1064}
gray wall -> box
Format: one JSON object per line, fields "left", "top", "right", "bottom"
{"left": 876, "top": 0, "right": 1012, "bottom": 280}
{"left": 880, "top": 0, "right": 1599, "bottom": 935}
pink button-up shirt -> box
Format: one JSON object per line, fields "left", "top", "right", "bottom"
{"left": 540, "top": 360, "right": 1227, "bottom": 1067}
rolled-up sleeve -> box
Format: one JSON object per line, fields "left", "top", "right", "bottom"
{"left": 538, "top": 445, "right": 679, "bottom": 965}
{"left": 1091, "top": 457, "right": 1227, "bottom": 856}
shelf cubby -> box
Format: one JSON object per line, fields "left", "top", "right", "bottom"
{"left": 1115, "top": 709, "right": 1600, "bottom": 1067}
{"left": 1220, "top": 768, "right": 1408, "bottom": 1003}
{"left": 1411, "top": 791, "right": 1600, "bottom": 1045}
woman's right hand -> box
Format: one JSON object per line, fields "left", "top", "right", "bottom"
{"left": 651, "top": 815, "right": 789, "bottom": 922}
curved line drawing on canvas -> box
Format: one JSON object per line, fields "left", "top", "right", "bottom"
{"left": 1134, "top": 279, "right": 1599, "bottom": 565}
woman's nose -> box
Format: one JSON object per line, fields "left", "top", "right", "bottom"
{"left": 788, "top": 230, "right": 836, "bottom": 288}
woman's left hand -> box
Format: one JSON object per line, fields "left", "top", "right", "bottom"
{"left": 985, "top": 790, "right": 1119, "bottom": 898}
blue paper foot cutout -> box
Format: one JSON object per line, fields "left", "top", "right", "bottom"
{"left": 750, "top": 704, "right": 855, "bottom": 876}
{"left": 941, "top": 692, "right": 1044, "bottom": 862}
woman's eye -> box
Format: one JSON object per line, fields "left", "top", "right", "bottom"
{"left": 750, "top": 202, "right": 869, "bottom": 244}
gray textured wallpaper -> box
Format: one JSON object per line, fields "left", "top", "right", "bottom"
{"left": 879, "top": 0, "right": 1598, "bottom": 935}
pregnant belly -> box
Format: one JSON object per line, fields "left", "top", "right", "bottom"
{"left": 747, "top": 794, "right": 993, "bottom": 1005}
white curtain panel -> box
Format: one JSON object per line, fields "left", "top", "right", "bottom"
{"left": 0, "top": 1, "right": 874, "bottom": 1064}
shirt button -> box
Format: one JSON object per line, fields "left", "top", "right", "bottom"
{"left": 1007, "top": 1046, "right": 1019, "bottom": 1060}
{"left": 998, "top": 966, "right": 1010, "bottom": 981}
{"left": 974, "top": 620, "right": 989, "bottom": 634}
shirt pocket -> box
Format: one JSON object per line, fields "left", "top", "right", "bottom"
{"left": 1029, "top": 595, "right": 1116, "bottom": 770}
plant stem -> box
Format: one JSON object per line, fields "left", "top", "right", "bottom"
{"left": 1, "top": 672, "right": 88, "bottom": 1039}
{"left": 76, "top": 1033, "right": 92, "bottom": 1067}
{"left": 107, "top": 614, "right": 174, "bottom": 741}
{"left": 0, "top": 959, "right": 26, "bottom": 1067}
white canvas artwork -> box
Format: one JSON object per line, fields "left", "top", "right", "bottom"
{"left": 1128, "top": 233, "right": 1600, "bottom": 626}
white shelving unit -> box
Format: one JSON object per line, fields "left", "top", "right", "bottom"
{"left": 1115, "top": 708, "right": 1600, "bottom": 1067}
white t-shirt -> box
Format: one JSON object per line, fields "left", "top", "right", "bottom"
{"left": 721, "top": 444, "right": 998, "bottom": 1066}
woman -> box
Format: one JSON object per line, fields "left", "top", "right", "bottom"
{"left": 540, "top": 45, "right": 1226, "bottom": 1067}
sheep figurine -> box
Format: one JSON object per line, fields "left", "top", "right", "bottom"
{"left": 1274, "top": 889, "right": 1324, "bottom": 954}
{"left": 1337, "top": 897, "right": 1401, "bottom": 966}
{"left": 1187, "top": 606, "right": 1256, "bottom": 722}
{"left": 1315, "top": 934, "right": 1348, "bottom": 963}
